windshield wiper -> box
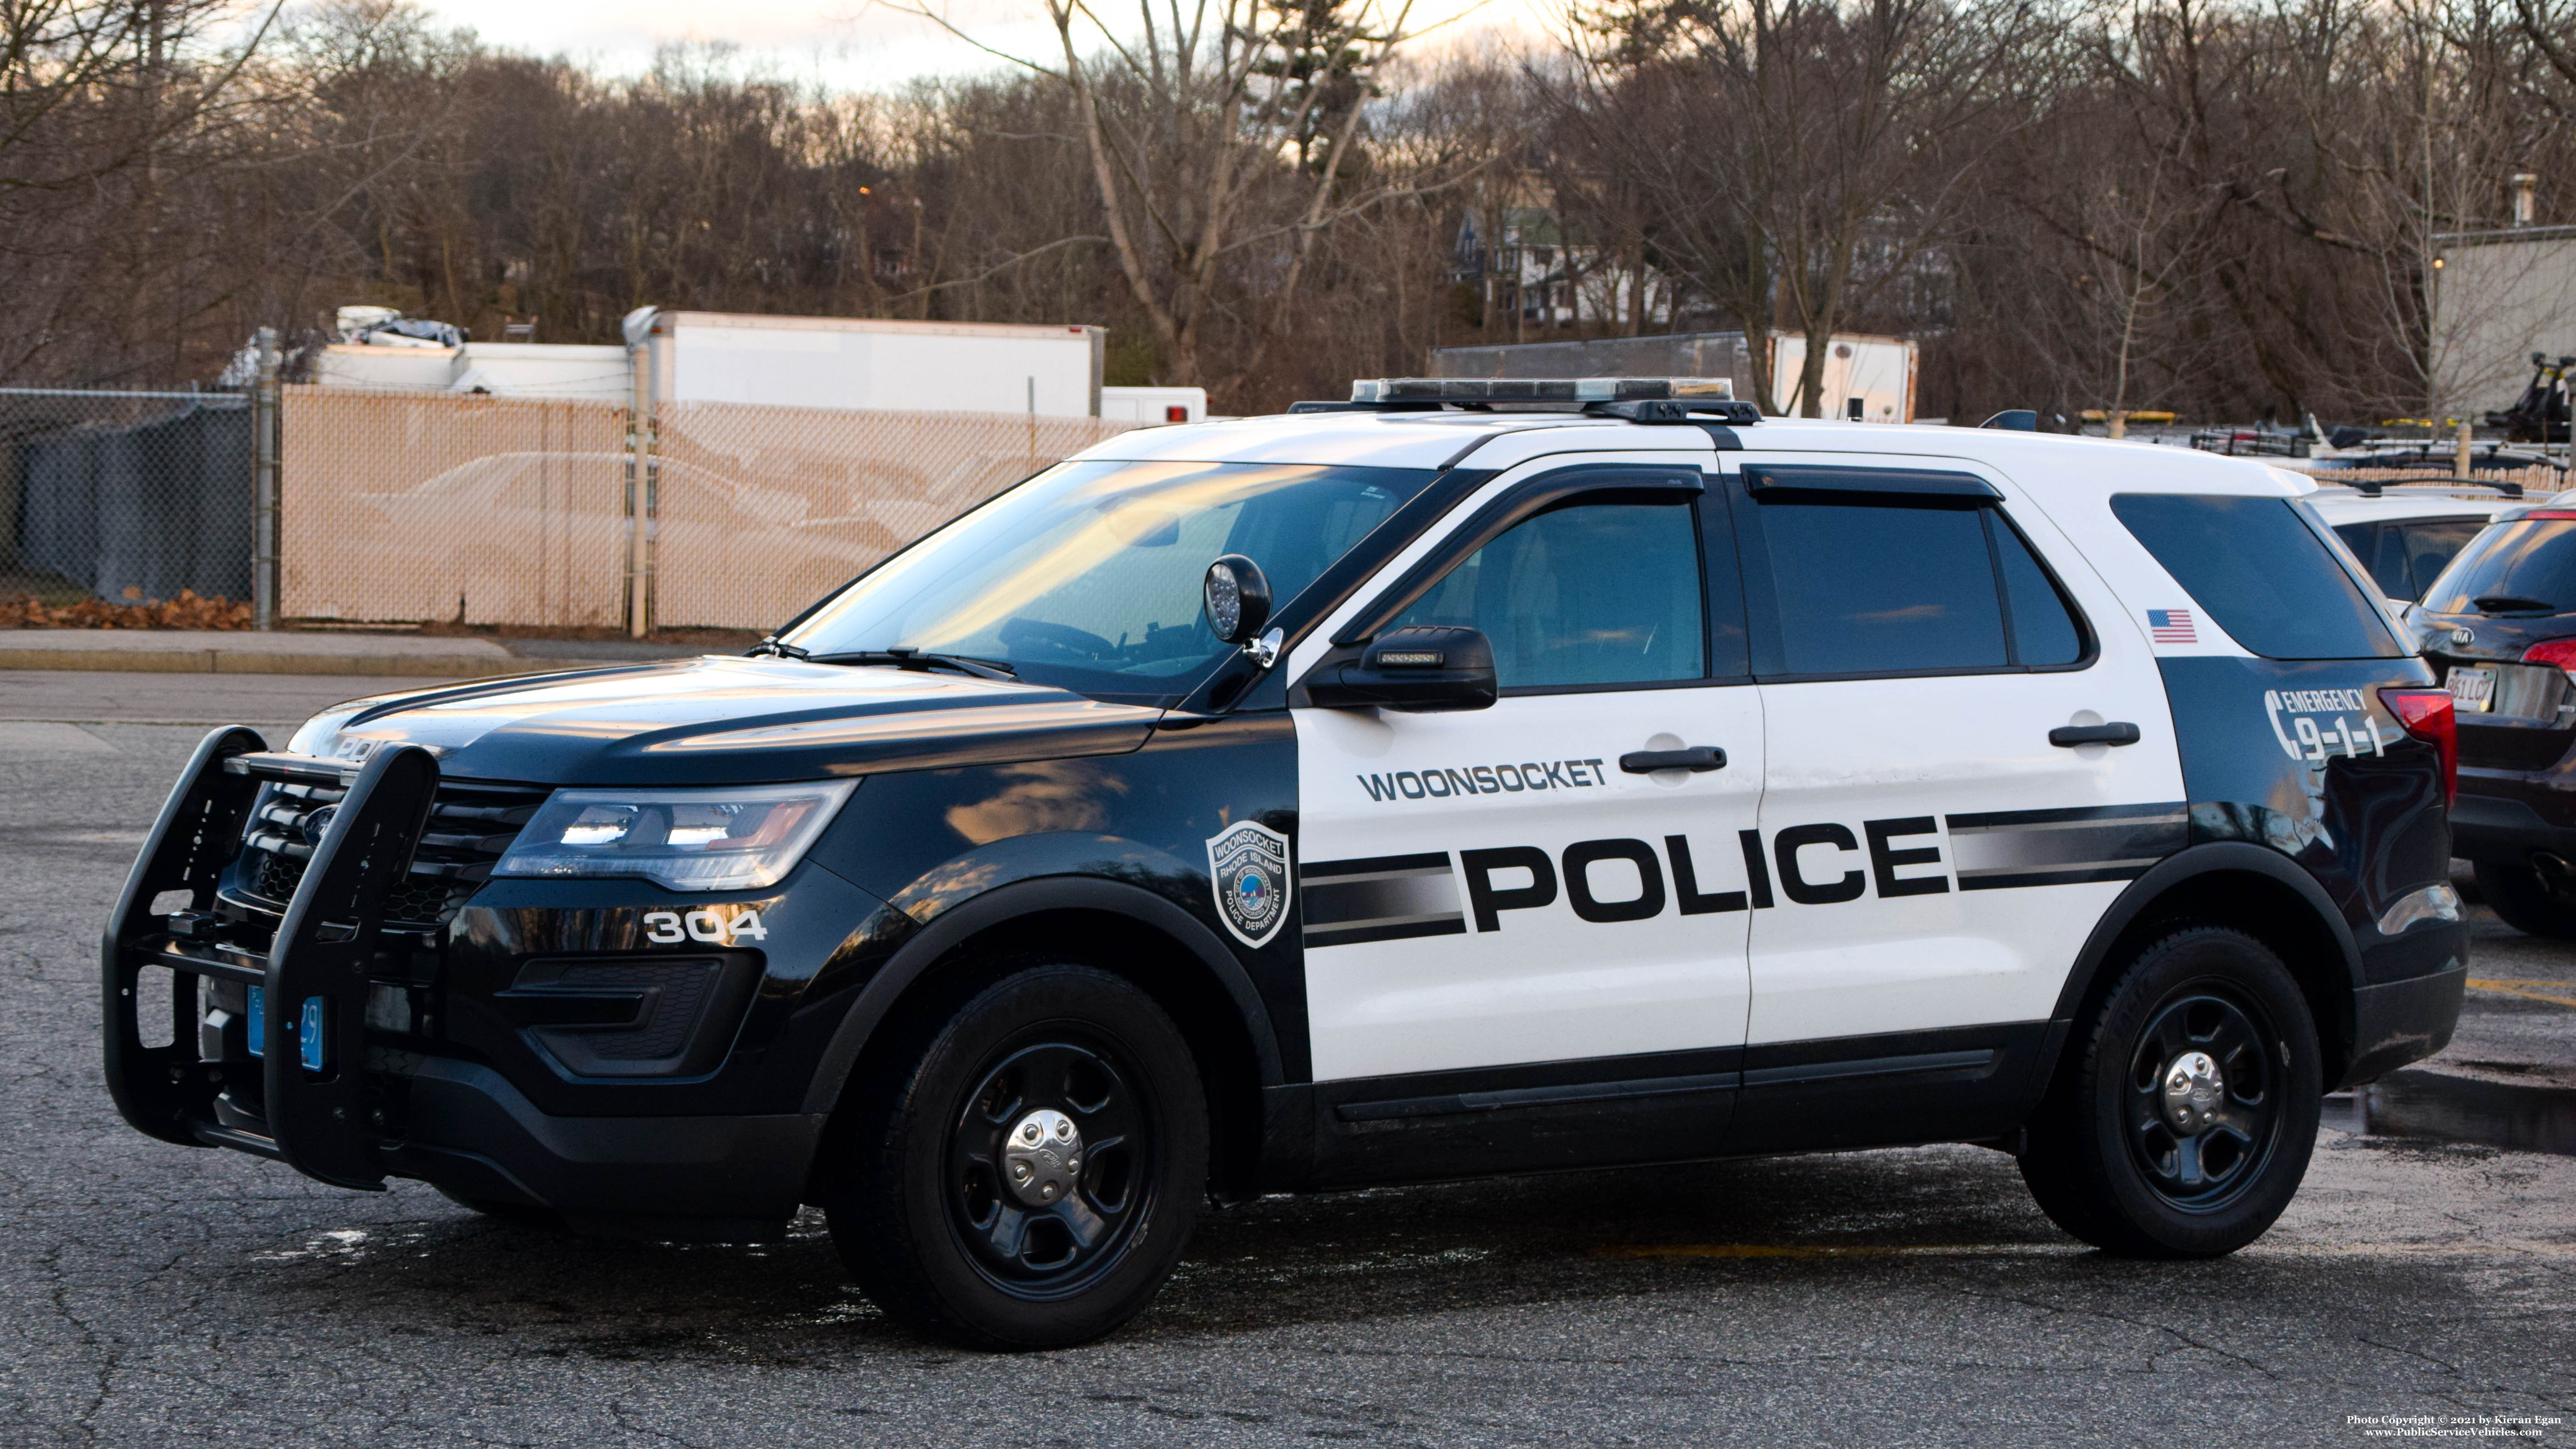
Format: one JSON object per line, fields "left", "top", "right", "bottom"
{"left": 806, "top": 647, "right": 1018, "bottom": 680}
{"left": 2473, "top": 594, "right": 2558, "bottom": 615}
{"left": 748, "top": 637, "right": 810, "bottom": 659}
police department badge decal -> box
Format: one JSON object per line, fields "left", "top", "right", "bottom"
{"left": 1205, "top": 820, "right": 1292, "bottom": 948}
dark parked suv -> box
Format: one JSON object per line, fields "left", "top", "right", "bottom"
{"left": 2414, "top": 500, "right": 2576, "bottom": 935}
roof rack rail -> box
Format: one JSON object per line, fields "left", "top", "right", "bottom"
{"left": 1288, "top": 376, "right": 1758, "bottom": 423}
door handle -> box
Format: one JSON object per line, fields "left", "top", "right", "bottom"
{"left": 1620, "top": 745, "right": 1728, "bottom": 773}
{"left": 2048, "top": 722, "right": 2141, "bottom": 747}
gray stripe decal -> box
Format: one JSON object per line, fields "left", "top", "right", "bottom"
{"left": 1943, "top": 801, "right": 2187, "bottom": 890}
{"left": 1302, "top": 851, "right": 1465, "bottom": 944}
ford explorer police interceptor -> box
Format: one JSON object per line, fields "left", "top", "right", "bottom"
{"left": 104, "top": 378, "right": 2468, "bottom": 1349}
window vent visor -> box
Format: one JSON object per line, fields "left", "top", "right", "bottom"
{"left": 1743, "top": 466, "right": 2001, "bottom": 500}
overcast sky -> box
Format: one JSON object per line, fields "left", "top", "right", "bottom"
{"left": 406, "top": 0, "right": 1552, "bottom": 90}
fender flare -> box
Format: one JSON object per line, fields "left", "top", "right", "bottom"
{"left": 2032, "top": 841, "right": 2364, "bottom": 1094}
{"left": 798, "top": 874, "right": 1286, "bottom": 1116}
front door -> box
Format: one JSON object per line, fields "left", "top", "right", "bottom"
{"left": 1293, "top": 462, "right": 1766, "bottom": 1085}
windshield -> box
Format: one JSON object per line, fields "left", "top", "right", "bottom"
{"left": 780, "top": 459, "right": 1442, "bottom": 702}
{"left": 2421, "top": 518, "right": 2576, "bottom": 617}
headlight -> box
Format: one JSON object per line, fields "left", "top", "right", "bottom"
{"left": 494, "top": 780, "right": 857, "bottom": 891}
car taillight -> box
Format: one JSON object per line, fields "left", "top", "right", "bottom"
{"left": 2523, "top": 638, "right": 2576, "bottom": 677}
{"left": 2380, "top": 687, "right": 2457, "bottom": 806}
{"left": 1165, "top": 405, "right": 1189, "bottom": 422}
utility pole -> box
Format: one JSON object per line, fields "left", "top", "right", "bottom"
{"left": 251, "top": 328, "right": 280, "bottom": 631}
{"left": 626, "top": 331, "right": 656, "bottom": 638}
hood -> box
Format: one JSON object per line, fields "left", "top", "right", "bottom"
{"left": 292, "top": 655, "right": 1163, "bottom": 786}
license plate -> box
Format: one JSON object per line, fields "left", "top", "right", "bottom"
{"left": 2450, "top": 667, "right": 2496, "bottom": 713}
{"left": 246, "top": 985, "right": 264, "bottom": 1057}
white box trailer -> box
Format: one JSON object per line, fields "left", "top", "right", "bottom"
{"left": 1428, "top": 329, "right": 1919, "bottom": 421}
{"left": 643, "top": 312, "right": 1107, "bottom": 417}
{"left": 1099, "top": 385, "right": 1208, "bottom": 425}
{"left": 1770, "top": 333, "right": 1918, "bottom": 422}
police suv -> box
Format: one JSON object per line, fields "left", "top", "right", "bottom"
{"left": 106, "top": 379, "right": 2468, "bottom": 1349}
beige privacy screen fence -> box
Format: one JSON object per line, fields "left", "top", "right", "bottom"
{"left": 278, "top": 386, "right": 1140, "bottom": 631}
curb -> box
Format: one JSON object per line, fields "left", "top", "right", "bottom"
{"left": 0, "top": 648, "right": 597, "bottom": 677}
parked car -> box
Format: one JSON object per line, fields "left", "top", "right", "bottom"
{"left": 2307, "top": 481, "right": 2523, "bottom": 604}
{"left": 2409, "top": 498, "right": 2576, "bottom": 934}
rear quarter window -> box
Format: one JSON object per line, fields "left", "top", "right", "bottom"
{"left": 2111, "top": 494, "right": 2403, "bottom": 658}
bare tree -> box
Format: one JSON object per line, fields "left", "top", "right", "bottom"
{"left": 1560, "top": 0, "right": 2050, "bottom": 414}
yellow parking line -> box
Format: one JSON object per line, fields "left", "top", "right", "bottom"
{"left": 2466, "top": 978, "right": 2576, "bottom": 1009}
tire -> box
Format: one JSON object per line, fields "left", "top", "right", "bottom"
{"left": 2471, "top": 858, "right": 2576, "bottom": 939}
{"left": 825, "top": 961, "right": 1208, "bottom": 1349}
{"left": 2019, "top": 926, "right": 2322, "bottom": 1258}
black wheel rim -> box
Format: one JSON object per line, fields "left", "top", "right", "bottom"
{"left": 2123, "top": 983, "right": 2283, "bottom": 1213}
{"left": 945, "top": 1035, "right": 1156, "bottom": 1300}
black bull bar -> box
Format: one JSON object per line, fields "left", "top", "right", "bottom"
{"left": 103, "top": 729, "right": 441, "bottom": 1191}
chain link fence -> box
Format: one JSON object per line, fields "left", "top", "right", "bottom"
{"left": 273, "top": 387, "right": 1140, "bottom": 633}
{"left": 279, "top": 386, "right": 632, "bottom": 628}
{"left": 0, "top": 389, "right": 255, "bottom": 613}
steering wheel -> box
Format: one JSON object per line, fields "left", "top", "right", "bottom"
{"left": 998, "top": 617, "right": 1119, "bottom": 660}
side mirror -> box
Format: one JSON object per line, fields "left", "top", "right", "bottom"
{"left": 1306, "top": 625, "right": 1498, "bottom": 712}
{"left": 1202, "top": 554, "right": 1272, "bottom": 644}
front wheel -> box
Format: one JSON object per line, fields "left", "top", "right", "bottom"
{"left": 825, "top": 962, "right": 1207, "bottom": 1349}
{"left": 2020, "top": 926, "right": 2321, "bottom": 1257}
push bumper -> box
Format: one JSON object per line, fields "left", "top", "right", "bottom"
{"left": 102, "top": 731, "right": 816, "bottom": 1236}
{"left": 103, "top": 731, "right": 441, "bottom": 1190}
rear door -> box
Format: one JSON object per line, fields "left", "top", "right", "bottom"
{"left": 1722, "top": 456, "right": 2187, "bottom": 1150}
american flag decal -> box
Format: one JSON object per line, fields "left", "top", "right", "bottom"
{"left": 2147, "top": 608, "right": 2197, "bottom": 644}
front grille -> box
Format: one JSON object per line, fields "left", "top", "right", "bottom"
{"left": 232, "top": 776, "right": 547, "bottom": 926}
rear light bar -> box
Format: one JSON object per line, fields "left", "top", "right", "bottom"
{"left": 2379, "top": 687, "right": 2457, "bottom": 807}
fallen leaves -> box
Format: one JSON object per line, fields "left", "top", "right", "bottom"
{"left": 0, "top": 588, "right": 253, "bottom": 630}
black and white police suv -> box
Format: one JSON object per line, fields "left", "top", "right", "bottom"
{"left": 106, "top": 378, "right": 2468, "bottom": 1348}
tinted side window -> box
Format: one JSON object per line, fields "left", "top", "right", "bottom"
{"left": 2111, "top": 495, "right": 2402, "bottom": 658}
{"left": 2402, "top": 521, "right": 2485, "bottom": 602}
{"left": 1394, "top": 500, "right": 1705, "bottom": 688}
{"left": 1996, "top": 518, "right": 2086, "bottom": 666}
{"left": 1747, "top": 498, "right": 2006, "bottom": 675}
{"left": 2335, "top": 522, "right": 2410, "bottom": 599}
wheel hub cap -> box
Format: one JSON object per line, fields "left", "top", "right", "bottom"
{"left": 2161, "top": 1050, "right": 2225, "bottom": 1131}
{"left": 1001, "top": 1107, "right": 1084, "bottom": 1206}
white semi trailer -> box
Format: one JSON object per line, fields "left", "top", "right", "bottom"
{"left": 635, "top": 311, "right": 1107, "bottom": 417}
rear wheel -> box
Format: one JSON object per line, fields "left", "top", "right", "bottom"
{"left": 2020, "top": 926, "right": 2321, "bottom": 1257}
{"left": 825, "top": 961, "right": 1206, "bottom": 1349}
{"left": 2471, "top": 858, "right": 2576, "bottom": 939}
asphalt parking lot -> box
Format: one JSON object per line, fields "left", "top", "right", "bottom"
{"left": 2, "top": 672, "right": 2571, "bottom": 1447}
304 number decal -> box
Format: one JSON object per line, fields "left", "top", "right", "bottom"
{"left": 642, "top": 908, "right": 769, "bottom": 945}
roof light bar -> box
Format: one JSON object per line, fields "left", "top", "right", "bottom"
{"left": 1349, "top": 376, "right": 1737, "bottom": 405}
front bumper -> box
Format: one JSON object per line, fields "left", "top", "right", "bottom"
{"left": 102, "top": 732, "right": 818, "bottom": 1237}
